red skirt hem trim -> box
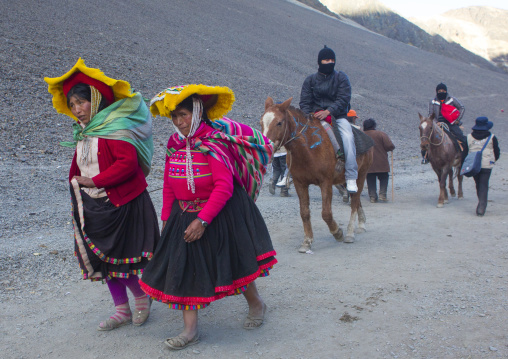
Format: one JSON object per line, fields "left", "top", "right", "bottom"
{"left": 139, "top": 257, "right": 277, "bottom": 305}
{"left": 256, "top": 250, "right": 277, "bottom": 261}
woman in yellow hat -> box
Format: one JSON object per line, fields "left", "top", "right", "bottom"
{"left": 140, "top": 85, "right": 277, "bottom": 350}
{"left": 44, "top": 59, "right": 159, "bottom": 331}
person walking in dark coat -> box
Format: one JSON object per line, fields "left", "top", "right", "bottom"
{"left": 363, "top": 119, "right": 395, "bottom": 202}
{"left": 467, "top": 117, "right": 500, "bottom": 216}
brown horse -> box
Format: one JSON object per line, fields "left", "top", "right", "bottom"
{"left": 419, "top": 113, "right": 463, "bottom": 207}
{"left": 261, "top": 97, "right": 373, "bottom": 252}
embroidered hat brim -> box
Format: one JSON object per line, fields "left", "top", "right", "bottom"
{"left": 44, "top": 58, "right": 135, "bottom": 122}
{"left": 150, "top": 84, "right": 235, "bottom": 121}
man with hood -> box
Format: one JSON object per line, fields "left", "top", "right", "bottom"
{"left": 299, "top": 46, "right": 358, "bottom": 193}
{"left": 422, "top": 82, "right": 466, "bottom": 164}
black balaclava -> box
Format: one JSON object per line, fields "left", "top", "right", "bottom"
{"left": 436, "top": 83, "right": 448, "bottom": 101}
{"left": 318, "top": 46, "right": 336, "bottom": 75}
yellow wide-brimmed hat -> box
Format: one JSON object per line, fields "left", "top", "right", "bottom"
{"left": 150, "top": 84, "right": 235, "bottom": 120}
{"left": 44, "top": 58, "right": 135, "bottom": 121}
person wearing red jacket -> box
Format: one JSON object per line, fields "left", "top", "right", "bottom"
{"left": 422, "top": 83, "right": 467, "bottom": 164}
{"left": 44, "top": 59, "right": 159, "bottom": 332}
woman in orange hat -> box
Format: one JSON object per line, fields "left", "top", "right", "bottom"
{"left": 44, "top": 59, "right": 159, "bottom": 331}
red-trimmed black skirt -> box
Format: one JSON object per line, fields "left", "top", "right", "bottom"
{"left": 70, "top": 182, "right": 160, "bottom": 282}
{"left": 140, "top": 185, "right": 277, "bottom": 309}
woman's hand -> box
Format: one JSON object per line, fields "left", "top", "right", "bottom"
{"left": 183, "top": 219, "right": 206, "bottom": 243}
{"left": 161, "top": 220, "right": 167, "bottom": 233}
{"left": 73, "top": 176, "right": 95, "bottom": 188}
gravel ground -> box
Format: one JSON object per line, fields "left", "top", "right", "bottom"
{"left": 2, "top": 157, "right": 508, "bottom": 358}
{"left": 1, "top": 0, "right": 507, "bottom": 358}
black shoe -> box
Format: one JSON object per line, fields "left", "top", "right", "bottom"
{"left": 476, "top": 204, "right": 486, "bottom": 216}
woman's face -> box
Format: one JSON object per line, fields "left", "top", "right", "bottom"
{"left": 171, "top": 106, "right": 193, "bottom": 136}
{"left": 69, "top": 95, "right": 92, "bottom": 124}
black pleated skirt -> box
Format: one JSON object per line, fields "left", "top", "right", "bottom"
{"left": 70, "top": 183, "right": 160, "bottom": 282}
{"left": 140, "top": 185, "right": 277, "bottom": 309}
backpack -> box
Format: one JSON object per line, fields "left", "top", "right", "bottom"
{"left": 460, "top": 135, "right": 492, "bottom": 177}
{"left": 440, "top": 100, "right": 460, "bottom": 124}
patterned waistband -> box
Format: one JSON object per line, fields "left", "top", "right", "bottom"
{"left": 178, "top": 198, "right": 208, "bottom": 213}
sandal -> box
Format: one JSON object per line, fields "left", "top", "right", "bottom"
{"left": 243, "top": 303, "right": 267, "bottom": 330}
{"left": 133, "top": 298, "right": 152, "bottom": 326}
{"left": 97, "top": 316, "right": 131, "bottom": 331}
{"left": 164, "top": 334, "right": 200, "bottom": 350}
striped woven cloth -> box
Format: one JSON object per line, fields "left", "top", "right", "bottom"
{"left": 166, "top": 117, "right": 274, "bottom": 201}
{"left": 61, "top": 93, "right": 154, "bottom": 176}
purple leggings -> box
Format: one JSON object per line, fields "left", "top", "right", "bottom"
{"left": 107, "top": 275, "right": 146, "bottom": 306}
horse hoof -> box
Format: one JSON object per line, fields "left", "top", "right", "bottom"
{"left": 333, "top": 228, "right": 344, "bottom": 242}
{"left": 444, "top": 200, "right": 449, "bottom": 204}
{"left": 437, "top": 203, "right": 444, "bottom": 208}
{"left": 355, "top": 228, "right": 366, "bottom": 234}
{"left": 298, "top": 244, "right": 311, "bottom": 253}
{"left": 344, "top": 236, "right": 355, "bottom": 243}
{"left": 458, "top": 196, "right": 464, "bottom": 200}
{"left": 450, "top": 193, "right": 456, "bottom": 197}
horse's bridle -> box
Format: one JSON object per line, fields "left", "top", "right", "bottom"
{"left": 420, "top": 120, "right": 445, "bottom": 146}
{"left": 273, "top": 110, "right": 310, "bottom": 153}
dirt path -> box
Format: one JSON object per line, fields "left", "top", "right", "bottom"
{"left": 2, "top": 157, "right": 508, "bottom": 358}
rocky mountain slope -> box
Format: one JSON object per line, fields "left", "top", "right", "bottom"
{"left": 317, "top": 0, "right": 502, "bottom": 73}
{"left": 411, "top": 6, "right": 508, "bottom": 72}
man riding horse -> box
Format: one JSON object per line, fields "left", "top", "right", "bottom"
{"left": 422, "top": 83, "right": 467, "bottom": 164}
{"left": 299, "top": 46, "right": 358, "bottom": 193}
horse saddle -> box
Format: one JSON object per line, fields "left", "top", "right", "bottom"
{"left": 438, "top": 122, "right": 468, "bottom": 163}
{"left": 440, "top": 123, "right": 468, "bottom": 160}
{"left": 322, "top": 120, "right": 374, "bottom": 157}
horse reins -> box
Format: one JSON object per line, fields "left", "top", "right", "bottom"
{"left": 420, "top": 121, "right": 446, "bottom": 146}
{"left": 274, "top": 111, "right": 310, "bottom": 152}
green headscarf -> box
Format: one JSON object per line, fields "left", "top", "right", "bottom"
{"left": 61, "top": 93, "right": 154, "bottom": 176}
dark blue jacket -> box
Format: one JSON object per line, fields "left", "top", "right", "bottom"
{"left": 299, "top": 70, "right": 351, "bottom": 119}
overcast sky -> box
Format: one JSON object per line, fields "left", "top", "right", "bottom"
{"left": 379, "top": 0, "right": 508, "bottom": 18}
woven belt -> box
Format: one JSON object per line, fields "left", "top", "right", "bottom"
{"left": 179, "top": 198, "right": 208, "bottom": 213}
